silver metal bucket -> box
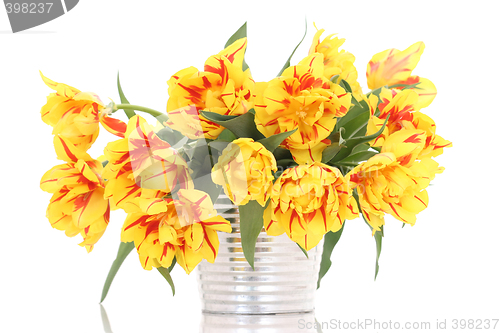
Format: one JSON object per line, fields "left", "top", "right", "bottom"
{"left": 200, "top": 312, "right": 319, "bottom": 333}
{"left": 197, "top": 195, "right": 323, "bottom": 315}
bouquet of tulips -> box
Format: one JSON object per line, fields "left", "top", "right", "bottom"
{"left": 39, "top": 22, "right": 451, "bottom": 300}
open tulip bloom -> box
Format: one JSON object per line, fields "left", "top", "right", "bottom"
{"left": 39, "top": 22, "right": 451, "bottom": 300}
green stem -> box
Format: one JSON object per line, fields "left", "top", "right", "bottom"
{"left": 114, "top": 104, "right": 166, "bottom": 119}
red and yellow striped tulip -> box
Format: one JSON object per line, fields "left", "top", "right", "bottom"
{"left": 410, "top": 111, "right": 452, "bottom": 158}
{"left": 166, "top": 38, "right": 255, "bottom": 139}
{"left": 366, "top": 88, "right": 418, "bottom": 146}
{"left": 103, "top": 115, "right": 192, "bottom": 212}
{"left": 211, "top": 138, "right": 277, "bottom": 206}
{"left": 121, "top": 189, "right": 231, "bottom": 274}
{"left": 40, "top": 135, "right": 110, "bottom": 252}
{"left": 366, "top": 88, "right": 452, "bottom": 158}
{"left": 309, "top": 28, "right": 364, "bottom": 101}
{"left": 366, "top": 42, "right": 436, "bottom": 109}
{"left": 264, "top": 162, "right": 358, "bottom": 251}
{"left": 348, "top": 129, "right": 442, "bottom": 233}
{"left": 40, "top": 73, "right": 126, "bottom": 151}
{"left": 254, "top": 54, "right": 351, "bottom": 163}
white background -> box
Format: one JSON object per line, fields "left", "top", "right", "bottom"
{"left": 1, "top": 1, "right": 499, "bottom": 332}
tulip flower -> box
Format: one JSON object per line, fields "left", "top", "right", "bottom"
{"left": 254, "top": 53, "right": 351, "bottom": 163}
{"left": 309, "top": 27, "right": 364, "bottom": 100}
{"left": 121, "top": 189, "right": 231, "bottom": 274}
{"left": 366, "top": 42, "right": 436, "bottom": 109}
{"left": 103, "top": 115, "right": 192, "bottom": 212}
{"left": 348, "top": 129, "right": 442, "bottom": 233}
{"left": 264, "top": 162, "right": 358, "bottom": 251}
{"left": 366, "top": 88, "right": 452, "bottom": 158}
{"left": 40, "top": 73, "right": 126, "bottom": 151}
{"left": 40, "top": 135, "right": 110, "bottom": 252}
{"left": 166, "top": 38, "right": 255, "bottom": 139}
{"left": 212, "top": 138, "right": 277, "bottom": 206}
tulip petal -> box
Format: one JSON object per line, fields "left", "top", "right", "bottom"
{"left": 367, "top": 42, "right": 425, "bottom": 90}
{"left": 199, "top": 227, "right": 219, "bottom": 264}
{"left": 53, "top": 135, "right": 92, "bottom": 163}
{"left": 216, "top": 37, "right": 247, "bottom": 67}
{"left": 72, "top": 187, "right": 109, "bottom": 229}
{"left": 40, "top": 71, "right": 80, "bottom": 98}
{"left": 100, "top": 115, "right": 127, "bottom": 138}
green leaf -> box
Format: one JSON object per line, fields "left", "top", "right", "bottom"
{"left": 117, "top": 73, "right": 136, "bottom": 119}
{"left": 339, "top": 79, "right": 353, "bottom": 94}
{"left": 192, "top": 155, "right": 222, "bottom": 204}
{"left": 366, "top": 87, "right": 383, "bottom": 98}
{"left": 317, "top": 224, "right": 345, "bottom": 289}
{"left": 297, "top": 243, "right": 309, "bottom": 258}
{"left": 217, "top": 128, "right": 237, "bottom": 142}
{"left": 335, "top": 150, "right": 378, "bottom": 165}
{"left": 338, "top": 79, "right": 362, "bottom": 110}
{"left": 351, "top": 143, "right": 370, "bottom": 154}
{"left": 201, "top": 113, "right": 238, "bottom": 122}
{"left": 238, "top": 200, "right": 266, "bottom": 269}
{"left": 225, "top": 22, "right": 247, "bottom": 47}
{"left": 374, "top": 230, "right": 383, "bottom": 280}
{"left": 225, "top": 22, "right": 249, "bottom": 71}
{"left": 157, "top": 266, "right": 175, "bottom": 296}
{"left": 351, "top": 96, "right": 363, "bottom": 108}
{"left": 352, "top": 190, "right": 383, "bottom": 280}
{"left": 208, "top": 140, "right": 230, "bottom": 153}
{"left": 100, "top": 241, "right": 135, "bottom": 303}
{"left": 277, "top": 19, "right": 307, "bottom": 77}
{"left": 342, "top": 111, "right": 370, "bottom": 140}
{"left": 326, "top": 128, "right": 343, "bottom": 144}
{"left": 387, "top": 81, "right": 422, "bottom": 90}
{"left": 257, "top": 129, "right": 297, "bottom": 153}
{"left": 329, "top": 115, "right": 388, "bottom": 164}
{"left": 168, "top": 257, "right": 177, "bottom": 273}
{"left": 200, "top": 110, "right": 265, "bottom": 140}
{"left": 188, "top": 139, "right": 223, "bottom": 204}
{"left": 273, "top": 147, "right": 293, "bottom": 161}
{"left": 276, "top": 158, "right": 295, "bottom": 168}
{"left": 321, "top": 143, "right": 343, "bottom": 164}
{"left": 156, "top": 126, "right": 186, "bottom": 146}
{"left": 335, "top": 99, "right": 369, "bottom": 131}
{"left": 330, "top": 74, "right": 340, "bottom": 84}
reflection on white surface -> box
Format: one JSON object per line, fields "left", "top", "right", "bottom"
{"left": 200, "top": 312, "right": 321, "bottom": 333}
{"left": 100, "top": 305, "right": 113, "bottom": 333}
{"left": 100, "top": 303, "right": 321, "bottom": 332}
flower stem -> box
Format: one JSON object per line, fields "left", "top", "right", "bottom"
{"left": 114, "top": 104, "right": 167, "bottom": 119}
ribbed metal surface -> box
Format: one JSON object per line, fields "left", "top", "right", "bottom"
{"left": 200, "top": 312, "right": 318, "bottom": 333}
{"left": 197, "top": 195, "right": 323, "bottom": 314}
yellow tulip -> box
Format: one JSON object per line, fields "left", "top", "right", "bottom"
{"left": 40, "top": 73, "right": 126, "bottom": 151}
{"left": 264, "top": 162, "right": 358, "bottom": 251}
{"left": 254, "top": 54, "right": 351, "bottom": 163}
{"left": 411, "top": 111, "right": 452, "bottom": 158}
{"left": 40, "top": 135, "right": 110, "bottom": 252}
{"left": 103, "top": 115, "right": 192, "bottom": 212}
{"left": 366, "top": 88, "right": 418, "bottom": 146}
{"left": 366, "top": 42, "right": 436, "bottom": 109}
{"left": 347, "top": 129, "right": 442, "bottom": 233}
{"left": 309, "top": 27, "right": 364, "bottom": 101}
{"left": 166, "top": 38, "right": 255, "bottom": 139}
{"left": 121, "top": 189, "right": 231, "bottom": 274}
{"left": 366, "top": 88, "right": 452, "bottom": 158}
{"left": 212, "top": 138, "right": 277, "bottom": 206}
